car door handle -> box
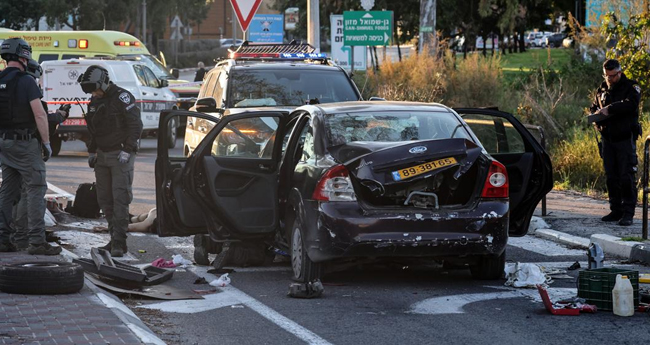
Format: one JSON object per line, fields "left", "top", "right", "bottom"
{"left": 259, "top": 163, "right": 272, "bottom": 171}
{"left": 154, "top": 93, "right": 158, "bottom": 96}
{"left": 142, "top": 91, "right": 148, "bottom": 95}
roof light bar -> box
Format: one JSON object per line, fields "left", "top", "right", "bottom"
{"left": 114, "top": 41, "right": 142, "bottom": 47}
{"left": 229, "top": 52, "right": 328, "bottom": 60}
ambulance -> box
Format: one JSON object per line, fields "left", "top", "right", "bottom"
{"left": 0, "top": 29, "right": 199, "bottom": 109}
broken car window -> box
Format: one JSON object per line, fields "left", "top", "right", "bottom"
{"left": 324, "top": 111, "right": 471, "bottom": 146}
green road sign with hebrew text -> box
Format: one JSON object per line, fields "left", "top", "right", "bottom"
{"left": 343, "top": 11, "right": 393, "bottom": 46}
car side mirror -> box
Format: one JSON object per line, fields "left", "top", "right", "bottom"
{"left": 159, "top": 79, "right": 169, "bottom": 88}
{"left": 170, "top": 68, "right": 180, "bottom": 79}
{"left": 195, "top": 97, "right": 218, "bottom": 112}
{"left": 368, "top": 97, "right": 386, "bottom": 101}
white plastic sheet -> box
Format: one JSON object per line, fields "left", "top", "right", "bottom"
{"left": 209, "top": 273, "right": 231, "bottom": 287}
{"left": 504, "top": 262, "right": 551, "bottom": 288}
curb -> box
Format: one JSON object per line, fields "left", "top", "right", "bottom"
{"left": 590, "top": 234, "right": 646, "bottom": 260}
{"left": 60, "top": 248, "right": 166, "bottom": 345}
{"left": 533, "top": 229, "right": 591, "bottom": 249}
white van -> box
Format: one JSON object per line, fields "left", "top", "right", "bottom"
{"left": 41, "top": 58, "right": 179, "bottom": 155}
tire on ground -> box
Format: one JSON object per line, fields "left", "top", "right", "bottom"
{"left": 470, "top": 250, "right": 506, "bottom": 280}
{"left": 0, "top": 262, "right": 85, "bottom": 294}
{"left": 290, "top": 218, "right": 322, "bottom": 283}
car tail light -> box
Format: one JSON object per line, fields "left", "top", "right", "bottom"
{"left": 481, "top": 161, "right": 508, "bottom": 198}
{"left": 312, "top": 165, "right": 356, "bottom": 202}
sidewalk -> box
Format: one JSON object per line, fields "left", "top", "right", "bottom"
{"left": 0, "top": 249, "right": 163, "bottom": 345}
{"left": 534, "top": 190, "right": 650, "bottom": 263}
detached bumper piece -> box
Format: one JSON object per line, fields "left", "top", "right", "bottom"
{"left": 73, "top": 248, "right": 173, "bottom": 288}
{"left": 537, "top": 285, "right": 597, "bottom": 315}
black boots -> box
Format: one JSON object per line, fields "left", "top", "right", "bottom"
{"left": 601, "top": 211, "right": 623, "bottom": 222}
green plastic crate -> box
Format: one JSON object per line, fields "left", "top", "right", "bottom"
{"left": 578, "top": 267, "right": 639, "bottom": 311}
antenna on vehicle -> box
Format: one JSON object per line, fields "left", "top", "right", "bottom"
{"left": 76, "top": 100, "right": 87, "bottom": 118}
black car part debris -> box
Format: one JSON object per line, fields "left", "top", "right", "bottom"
{"left": 73, "top": 248, "right": 173, "bottom": 288}
{"left": 288, "top": 279, "right": 324, "bottom": 299}
{"left": 85, "top": 274, "right": 203, "bottom": 300}
{"left": 0, "top": 261, "right": 84, "bottom": 295}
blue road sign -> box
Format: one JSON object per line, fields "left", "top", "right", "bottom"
{"left": 249, "top": 14, "right": 284, "bottom": 43}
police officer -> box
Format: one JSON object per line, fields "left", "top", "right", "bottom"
{"left": 590, "top": 59, "right": 642, "bottom": 226}
{"left": 11, "top": 58, "right": 70, "bottom": 250}
{"left": 79, "top": 65, "right": 143, "bottom": 257}
{"left": 0, "top": 38, "right": 59, "bottom": 255}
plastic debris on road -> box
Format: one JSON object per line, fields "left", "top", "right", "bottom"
{"left": 209, "top": 273, "right": 231, "bottom": 287}
{"left": 288, "top": 279, "right": 324, "bottom": 299}
{"left": 172, "top": 254, "right": 193, "bottom": 268}
{"left": 505, "top": 262, "right": 551, "bottom": 288}
{"left": 151, "top": 258, "right": 176, "bottom": 268}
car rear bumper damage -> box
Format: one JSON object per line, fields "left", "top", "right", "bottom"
{"left": 302, "top": 200, "right": 509, "bottom": 262}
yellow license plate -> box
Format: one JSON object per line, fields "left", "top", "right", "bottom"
{"left": 392, "top": 157, "right": 458, "bottom": 181}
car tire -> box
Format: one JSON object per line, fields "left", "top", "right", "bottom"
{"left": 470, "top": 250, "right": 506, "bottom": 280}
{"left": 193, "top": 234, "right": 210, "bottom": 266}
{"left": 51, "top": 136, "right": 62, "bottom": 157}
{"left": 0, "top": 262, "right": 84, "bottom": 295}
{"left": 290, "top": 218, "right": 322, "bottom": 283}
{"left": 168, "top": 118, "right": 177, "bottom": 149}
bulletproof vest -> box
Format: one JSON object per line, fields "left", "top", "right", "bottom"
{"left": 0, "top": 69, "right": 36, "bottom": 129}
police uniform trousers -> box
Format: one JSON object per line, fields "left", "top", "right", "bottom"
{"left": 94, "top": 149, "right": 135, "bottom": 246}
{"left": 602, "top": 137, "right": 638, "bottom": 217}
{"left": 11, "top": 184, "right": 29, "bottom": 247}
{"left": 0, "top": 137, "right": 47, "bottom": 245}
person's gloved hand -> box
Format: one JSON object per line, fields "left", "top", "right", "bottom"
{"left": 88, "top": 153, "right": 97, "bottom": 168}
{"left": 58, "top": 104, "right": 71, "bottom": 120}
{"left": 42, "top": 143, "right": 52, "bottom": 162}
{"left": 117, "top": 151, "right": 131, "bottom": 164}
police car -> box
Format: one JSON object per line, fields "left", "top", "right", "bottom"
{"left": 41, "top": 58, "right": 179, "bottom": 155}
{"left": 180, "top": 42, "right": 363, "bottom": 156}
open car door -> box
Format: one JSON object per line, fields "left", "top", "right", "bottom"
{"left": 155, "top": 109, "right": 288, "bottom": 240}
{"left": 455, "top": 108, "right": 553, "bottom": 237}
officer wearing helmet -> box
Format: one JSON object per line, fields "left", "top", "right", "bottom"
{"left": 11, "top": 59, "right": 70, "bottom": 250}
{"left": 0, "top": 38, "right": 59, "bottom": 255}
{"left": 79, "top": 65, "right": 143, "bottom": 257}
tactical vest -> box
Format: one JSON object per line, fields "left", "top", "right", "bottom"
{"left": 0, "top": 69, "right": 36, "bottom": 129}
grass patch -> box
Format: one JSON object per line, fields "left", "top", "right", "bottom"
{"left": 500, "top": 48, "right": 572, "bottom": 72}
{"left": 620, "top": 236, "right": 647, "bottom": 242}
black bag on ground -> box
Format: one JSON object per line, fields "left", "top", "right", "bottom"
{"left": 72, "top": 183, "right": 101, "bottom": 218}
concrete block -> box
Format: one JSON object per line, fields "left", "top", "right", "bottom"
{"left": 590, "top": 234, "right": 643, "bottom": 259}
{"left": 534, "top": 229, "right": 590, "bottom": 248}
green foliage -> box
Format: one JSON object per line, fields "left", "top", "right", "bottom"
{"left": 0, "top": 0, "right": 42, "bottom": 30}
{"left": 602, "top": 11, "right": 650, "bottom": 104}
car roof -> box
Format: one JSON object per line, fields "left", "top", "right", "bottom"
{"left": 228, "top": 61, "right": 342, "bottom": 71}
{"left": 303, "top": 101, "right": 455, "bottom": 115}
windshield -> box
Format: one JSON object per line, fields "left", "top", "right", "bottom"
{"left": 324, "top": 111, "right": 472, "bottom": 146}
{"left": 120, "top": 54, "right": 174, "bottom": 80}
{"left": 228, "top": 69, "right": 359, "bottom": 108}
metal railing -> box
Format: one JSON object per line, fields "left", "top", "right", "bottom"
{"left": 642, "top": 135, "right": 650, "bottom": 240}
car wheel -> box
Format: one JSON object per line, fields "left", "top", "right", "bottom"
{"left": 51, "top": 136, "right": 62, "bottom": 157}
{"left": 291, "top": 219, "right": 322, "bottom": 283}
{"left": 0, "top": 262, "right": 84, "bottom": 294}
{"left": 193, "top": 234, "right": 210, "bottom": 266}
{"left": 168, "top": 118, "right": 177, "bottom": 149}
{"left": 470, "top": 250, "right": 506, "bottom": 280}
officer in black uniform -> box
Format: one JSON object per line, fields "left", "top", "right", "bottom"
{"left": 0, "top": 38, "right": 59, "bottom": 255}
{"left": 11, "top": 58, "right": 70, "bottom": 250}
{"left": 590, "top": 59, "right": 642, "bottom": 226}
{"left": 79, "top": 65, "right": 143, "bottom": 257}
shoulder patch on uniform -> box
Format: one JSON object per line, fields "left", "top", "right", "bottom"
{"left": 634, "top": 85, "right": 641, "bottom": 94}
{"left": 119, "top": 92, "right": 131, "bottom": 104}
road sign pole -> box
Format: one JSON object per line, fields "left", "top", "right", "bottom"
{"left": 351, "top": 46, "right": 354, "bottom": 74}
{"left": 308, "top": 0, "right": 320, "bottom": 51}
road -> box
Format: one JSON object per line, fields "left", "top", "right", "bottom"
{"left": 46, "top": 139, "right": 650, "bottom": 345}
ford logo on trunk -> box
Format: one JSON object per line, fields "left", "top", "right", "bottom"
{"left": 409, "top": 146, "right": 427, "bottom": 154}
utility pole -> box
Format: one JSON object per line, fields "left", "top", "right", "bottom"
{"left": 142, "top": 0, "right": 147, "bottom": 46}
{"left": 308, "top": 0, "right": 320, "bottom": 52}
{"left": 418, "top": 0, "right": 436, "bottom": 55}
{"left": 232, "top": 3, "right": 237, "bottom": 40}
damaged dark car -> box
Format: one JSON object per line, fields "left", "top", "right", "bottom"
{"left": 155, "top": 102, "right": 552, "bottom": 282}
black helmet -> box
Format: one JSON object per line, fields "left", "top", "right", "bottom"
{"left": 25, "top": 58, "right": 42, "bottom": 79}
{"left": 0, "top": 38, "right": 32, "bottom": 62}
{"left": 78, "top": 65, "right": 110, "bottom": 93}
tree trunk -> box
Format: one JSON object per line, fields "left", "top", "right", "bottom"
{"left": 519, "top": 31, "right": 526, "bottom": 53}
{"left": 508, "top": 33, "right": 513, "bottom": 54}
{"left": 373, "top": 46, "right": 379, "bottom": 71}
{"left": 482, "top": 34, "right": 487, "bottom": 57}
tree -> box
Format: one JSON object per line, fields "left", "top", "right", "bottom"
{"left": 0, "top": 0, "right": 43, "bottom": 30}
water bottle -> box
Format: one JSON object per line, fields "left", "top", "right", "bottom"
{"left": 612, "top": 274, "right": 634, "bottom": 316}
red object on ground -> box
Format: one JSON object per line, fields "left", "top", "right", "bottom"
{"left": 537, "top": 285, "right": 580, "bottom": 316}
{"left": 151, "top": 258, "right": 176, "bottom": 268}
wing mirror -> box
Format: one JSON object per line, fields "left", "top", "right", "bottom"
{"left": 195, "top": 97, "right": 218, "bottom": 112}
{"left": 159, "top": 79, "right": 169, "bottom": 88}
{"left": 170, "top": 68, "right": 180, "bottom": 79}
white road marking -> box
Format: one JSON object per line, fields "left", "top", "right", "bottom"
{"left": 47, "top": 182, "right": 75, "bottom": 201}
{"left": 408, "top": 287, "right": 576, "bottom": 315}
{"left": 141, "top": 263, "right": 332, "bottom": 345}
{"left": 508, "top": 235, "right": 586, "bottom": 256}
